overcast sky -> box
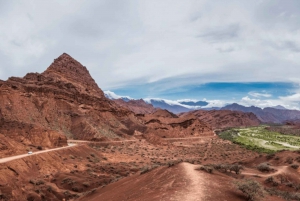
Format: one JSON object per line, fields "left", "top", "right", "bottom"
{"left": 0, "top": 0, "right": 300, "bottom": 109}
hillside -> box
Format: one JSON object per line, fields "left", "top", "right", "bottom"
{"left": 0, "top": 53, "right": 146, "bottom": 157}
{"left": 222, "top": 103, "right": 300, "bottom": 123}
{"left": 138, "top": 109, "right": 214, "bottom": 138}
{"left": 182, "top": 110, "right": 261, "bottom": 129}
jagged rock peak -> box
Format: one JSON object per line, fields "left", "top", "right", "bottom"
{"left": 42, "top": 53, "right": 104, "bottom": 97}
{"left": 44, "top": 53, "right": 89, "bottom": 76}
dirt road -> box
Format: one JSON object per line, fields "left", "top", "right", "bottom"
{"left": 67, "top": 139, "right": 137, "bottom": 144}
{"left": 242, "top": 166, "right": 289, "bottom": 178}
{"left": 0, "top": 144, "right": 77, "bottom": 164}
{"left": 163, "top": 136, "right": 215, "bottom": 141}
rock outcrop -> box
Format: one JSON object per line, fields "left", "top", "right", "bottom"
{"left": 138, "top": 109, "right": 214, "bottom": 138}
{"left": 181, "top": 110, "right": 261, "bottom": 129}
{"left": 0, "top": 53, "right": 146, "bottom": 156}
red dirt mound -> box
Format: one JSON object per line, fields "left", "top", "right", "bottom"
{"left": 80, "top": 162, "right": 282, "bottom": 201}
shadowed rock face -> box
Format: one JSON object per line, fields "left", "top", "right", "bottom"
{"left": 0, "top": 53, "right": 146, "bottom": 156}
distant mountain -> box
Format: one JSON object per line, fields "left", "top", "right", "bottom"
{"left": 144, "top": 99, "right": 191, "bottom": 114}
{"left": 104, "top": 92, "right": 300, "bottom": 123}
{"left": 178, "top": 100, "right": 208, "bottom": 107}
{"left": 222, "top": 103, "right": 300, "bottom": 123}
{"left": 271, "top": 105, "right": 286, "bottom": 110}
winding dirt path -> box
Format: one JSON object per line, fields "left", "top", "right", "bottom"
{"left": 67, "top": 139, "right": 137, "bottom": 144}
{"left": 163, "top": 136, "right": 215, "bottom": 141}
{"left": 242, "top": 166, "right": 289, "bottom": 178}
{"left": 0, "top": 144, "right": 77, "bottom": 164}
{"left": 172, "top": 163, "right": 208, "bottom": 201}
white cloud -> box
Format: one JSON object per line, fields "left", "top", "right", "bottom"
{"left": 103, "top": 90, "right": 132, "bottom": 100}
{"left": 238, "top": 95, "right": 300, "bottom": 110}
{"left": 0, "top": 0, "right": 300, "bottom": 89}
{"left": 248, "top": 91, "right": 272, "bottom": 98}
{"left": 144, "top": 98, "right": 191, "bottom": 107}
{"left": 279, "top": 93, "right": 300, "bottom": 102}
{"left": 202, "top": 100, "right": 227, "bottom": 108}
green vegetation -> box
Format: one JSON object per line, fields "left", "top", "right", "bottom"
{"left": 219, "top": 126, "right": 300, "bottom": 153}
{"left": 235, "top": 179, "right": 265, "bottom": 201}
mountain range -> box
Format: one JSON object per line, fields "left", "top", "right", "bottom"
{"left": 104, "top": 92, "right": 300, "bottom": 124}
{"left": 222, "top": 103, "right": 300, "bottom": 123}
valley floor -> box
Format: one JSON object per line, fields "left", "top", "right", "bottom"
{"left": 1, "top": 134, "right": 300, "bottom": 201}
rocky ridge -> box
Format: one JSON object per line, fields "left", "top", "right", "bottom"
{"left": 181, "top": 110, "right": 261, "bottom": 130}
{"left": 0, "top": 53, "right": 146, "bottom": 156}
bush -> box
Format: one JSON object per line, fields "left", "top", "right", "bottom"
{"left": 257, "top": 163, "right": 271, "bottom": 172}
{"left": 140, "top": 165, "right": 159, "bottom": 175}
{"left": 198, "top": 165, "right": 214, "bottom": 174}
{"left": 266, "top": 188, "right": 300, "bottom": 200}
{"left": 265, "top": 176, "right": 274, "bottom": 183}
{"left": 291, "top": 164, "right": 299, "bottom": 169}
{"left": 266, "top": 153, "right": 275, "bottom": 160}
{"left": 235, "top": 179, "right": 264, "bottom": 201}
{"left": 230, "top": 164, "right": 243, "bottom": 175}
{"left": 274, "top": 156, "right": 280, "bottom": 160}
{"left": 286, "top": 157, "right": 293, "bottom": 164}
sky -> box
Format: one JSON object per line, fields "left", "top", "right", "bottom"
{"left": 0, "top": 0, "right": 300, "bottom": 109}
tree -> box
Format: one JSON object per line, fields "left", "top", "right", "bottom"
{"left": 235, "top": 179, "right": 264, "bottom": 201}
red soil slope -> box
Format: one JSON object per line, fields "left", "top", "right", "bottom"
{"left": 81, "top": 162, "right": 283, "bottom": 201}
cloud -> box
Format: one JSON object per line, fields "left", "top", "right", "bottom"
{"left": 248, "top": 91, "right": 272, "bottom": 98}
{"left": 280, "top": 93, "right": 300, "bottom": 102}
{"left": 103, "top": 90, "right": 132, "bottom": 100}
{"left": 202, "top": 100, "right": 226, "bottom": 108}
{"left": 239, "top": 95, "right": 300, "bottom": 110}
{"left": 0, "top": 0, "right": 300, "bottom": 100}
{"left": 198, "top": 24, "right": 240, "bottom": 43}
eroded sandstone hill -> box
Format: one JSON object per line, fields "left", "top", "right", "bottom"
{"left": 181, "top": 110, "right": 261, "bottom": 130}
{"left": 138, "top": 109, "right": 214, "bottom": 138}
{"left": 0, "top": 53, "right": 146, "bottom": 156}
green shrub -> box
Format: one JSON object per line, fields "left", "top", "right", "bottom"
{"left": 265, "top": 176, "right": 274, "bottom": 183}
{"left": 198, "top": 165, "right": 214, "bottom": 174}
{"left": 291, "top": 164, "right": 299, "bottom": 169}
{"left": 235, "top": 179, "right": 264, "bottom": 201}
{"left": 257, "top": 163, "right": 271, "bottom": 172}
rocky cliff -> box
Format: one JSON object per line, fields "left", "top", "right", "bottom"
{"left": 0, "top": 53, "right": 146, "bottom": 156}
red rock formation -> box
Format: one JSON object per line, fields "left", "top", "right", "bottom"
{"left": 114, "top": 99, "right": 156, "bottom": 114}
{"left": 181, "top": 110, "right": 261, "bottom": 129}
{"left": 0, "top": 53, "right": 146, "bottom": 156}
{"left": 138, "top": 109, "right": 214, "bottom": 138}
